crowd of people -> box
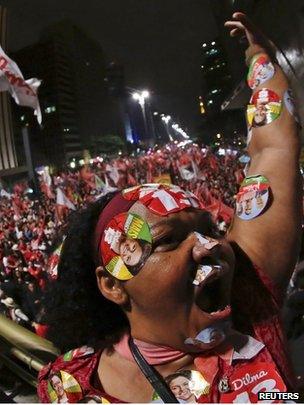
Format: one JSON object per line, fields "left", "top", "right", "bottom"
{"left": 0, "top": 143, "right": 244, "bottom": 333}
{"left": 0, "top": 141, "right": 303, "bottom": 342}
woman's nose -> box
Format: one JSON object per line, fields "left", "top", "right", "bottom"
{"left": 191, "top": 232, "right": 220, "bottom": 263}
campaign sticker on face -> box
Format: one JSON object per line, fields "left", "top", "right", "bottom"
{"left": 220, "top": 362, "right": 286, "bottom": 403}
{"left": 164, "top": 370, "right": 210, "bottom": 403}
{"left": 193, "top": 265, "right": 213, "bottom": 286}
{"left": 48, "top": 370, "right": 82, "bottom": 403}
{"left": 284, "top": 89, "right": 300, "bottom": 123}
{"left": 247, "top": 88, "right": 282, "bottom": 128}
{"left": 247, "top": 53, "right": 275, "bottom": 90}
{"left": 100, "top": 212, "right": 152, "bottom": 280}
{"left": 185, "top": 320, "right": 230, "bottom": 348}
{"left": 122, "top": 183, "right": 203, "bottom": 216}
{"left": 236, "top": 175, "right": 270, "bottom": 221}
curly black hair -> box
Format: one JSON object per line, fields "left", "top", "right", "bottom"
{"left": 43, "top": 192, "right": 129, "bottom": 352}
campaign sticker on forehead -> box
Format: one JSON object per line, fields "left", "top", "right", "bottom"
{"left": 247, "top": 88, "right": 282, "bottom": 128}
{"left": 247, "top": 53, "right": 275, "bottom": 90}
{"left": 164, "top": 369, "right": 210, "bottom": 403}
{"left": 220, "top": 362, "right": 286, "bottom": 403}
{"left": 100, "top": 212, "right": 152, "bottom": 280}
{"left": 236, "top": 175, "right": 270, "bottom": 221}
{"left": 47, "top": 370, "right": 82, "bottom": 403}
{"left": 122, "top": 183, "right": 202, "bottom": 216}
{"left": 284, "top": 89, "right": 300, "bottom": 123}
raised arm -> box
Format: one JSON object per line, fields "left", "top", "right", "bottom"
{"left": 226, "top": 13, "right": 302, "bottom": 290}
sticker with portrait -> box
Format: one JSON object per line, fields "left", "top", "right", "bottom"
{"left": 163, "top": 370, "right": 210, "bottom": 403}
{"left": 236, "top": 175, "right": 270, "bottom": 221}
{"left": 47, "top": 370, "right": 82, "bottom": 403}
{"left": 247, "top": 88, "right": 282, "bottom": 128}
{"left": 247, "top": 53, "right": 275, "bottom": 90}
{"left": 100, "top": 212, "right": 152, "bottom": 280}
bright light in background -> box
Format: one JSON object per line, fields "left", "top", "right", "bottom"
{"left": 177, "top": 140, "right": 192, "bottom": 147}
{"left": 133, "top": 90, "right": 149, "bottom": 101}
{"left": 70, "top": 161, "right": 76, "bottom": 168}
{"left": 153, "top": 112, "right": 158, "bottom": 116}
{"left": 211, "top": 41, "right": 216, "bottom": 45}
{"left": 218, "top": 148, "right": 225, "bottom": 156}
{"left": 79, "top": 159, "right": 84, "bottom": 166}
{"left": 216, "top": 133, "right": 221, "bottom": 139}
{"left": 162, "top": 115, "right": 171, "bottom": 124}
{"left": 202, "top": 43, "right": 207, "bottom": 47}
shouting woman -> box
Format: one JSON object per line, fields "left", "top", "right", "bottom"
{"left": 38, "top": 13, "right": 302, "bottom": 403}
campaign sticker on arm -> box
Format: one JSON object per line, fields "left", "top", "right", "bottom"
{"left": 100, "top": 212, "right": 152, "bottom": 280}
{"left": 220, "top": 362, "right": 286, "bottom": 403}
{"left": 236, "top": 175, "right": 270, "bottom": 221}
{"left": 247, "top": 89, "right": 282, "bottom": 128}
{"left": 247, "top": 53, "right": 275, "bottom": 90}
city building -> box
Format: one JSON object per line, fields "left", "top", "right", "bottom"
{"left": 13, "top": 21, "right": 123, "bottom": 169}
{"left": 199, "top": 36, "right": 246, "bottom": 144}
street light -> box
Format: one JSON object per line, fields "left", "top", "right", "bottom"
{"left": 161, "top": 115, "right": 173, "bottom": 141}
{"left": 132, "top": 90, "right": 150, "bottom": 142}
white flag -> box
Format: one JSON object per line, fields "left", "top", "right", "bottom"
{"left": 56, "top": 188, "right": 76, "bottom": 210}
{"left": 0, "top": 45, "right": 42, "bottom": 123}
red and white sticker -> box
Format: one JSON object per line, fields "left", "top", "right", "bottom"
{"left": 247, "top": 54, "right": 275, "bottom": 90}
{"left": 220, "top": 362, "right": 286, "bottom": 403}
{"left": 122, "top": 184, "right": 203, "bottom": 216}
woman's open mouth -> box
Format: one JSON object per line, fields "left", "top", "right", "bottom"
{"left": 192, "top": 262, "right": 231, "bottom": 320}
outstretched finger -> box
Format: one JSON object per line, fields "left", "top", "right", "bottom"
{"left": 230, "top": 28, "right": 243, "bottom": 38}
{"left": 224, "top": 20, "right": 245, "bottom": 30}
{"left": 232, "top": 12, "right": 256, "bottom": 33}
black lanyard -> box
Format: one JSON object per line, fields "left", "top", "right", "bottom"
{"left": 129, "top": 337, "right": 179, "bottom": 403}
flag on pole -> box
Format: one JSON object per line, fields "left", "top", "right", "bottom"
{"left": 95, "top": 174, "right": 105, "bottom": 190}
{"left": 0, "top": 45, "right": 42, "bottom": 123}
{"left": 56, "top": 188, "right": 76, "bottom": 210}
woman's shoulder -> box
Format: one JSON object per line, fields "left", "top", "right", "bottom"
{"left": 37, "top": 345, "right": 105, "bottom": 403}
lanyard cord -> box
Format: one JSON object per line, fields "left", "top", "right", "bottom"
{"left": 129, "top": 337, "right": 179, "bottom": 403}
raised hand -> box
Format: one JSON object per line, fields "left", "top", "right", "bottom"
{"left": 224, "top": 12, "right": 276, "bottom": 63}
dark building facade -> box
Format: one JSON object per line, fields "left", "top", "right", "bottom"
{"left": 13, "top": 21, "right": 122, "bottom": 168}
{"left": 199, "top": 35, "right": 246, "bottom": 145}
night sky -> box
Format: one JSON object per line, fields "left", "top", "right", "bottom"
{"left": 1, "top": 0, "right": 219, "bottom": 134}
